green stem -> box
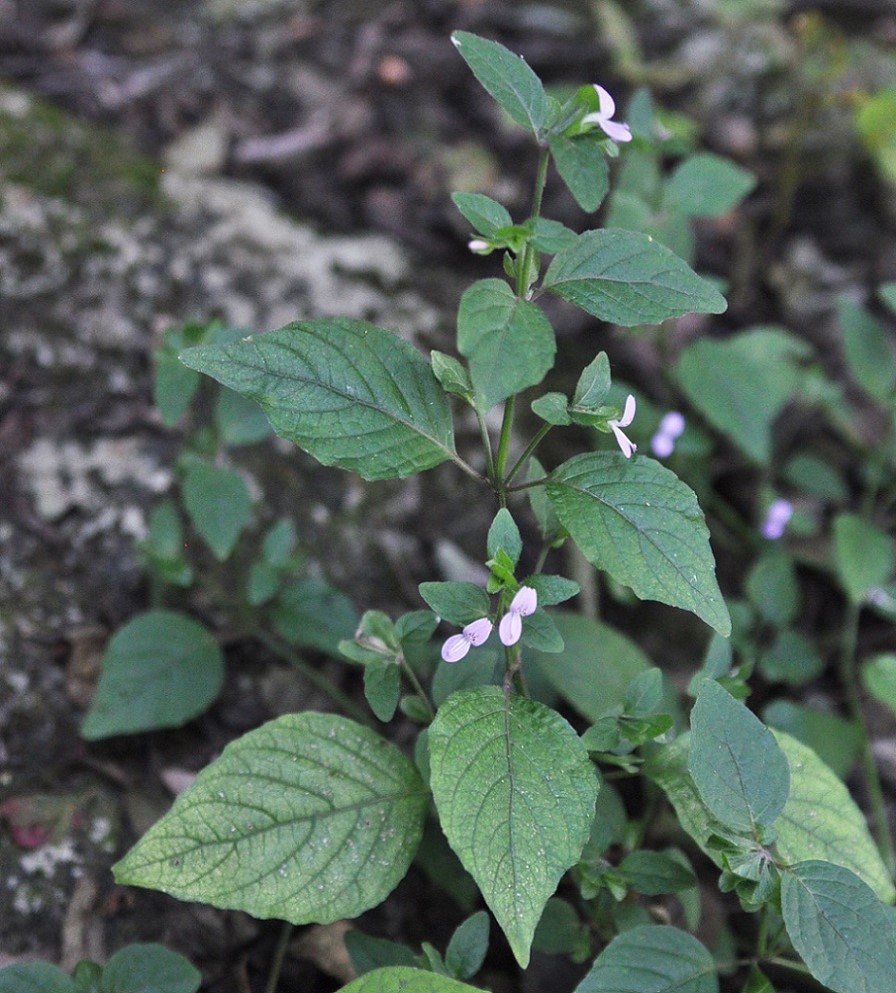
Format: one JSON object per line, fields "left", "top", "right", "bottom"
{"left": 475, "top": 408, "right": 497, "bottom": 487}
{"left": 838, "top": 601, "right": 896, "bottom": 876}
{"left": 505, "top": 423, "right": 553, "bottom": 486}
{"left": 494, "top": 395, "right": 516, "bottom": 504}
{"left": 257, "top": 632, "right": 376, "bottom": 729}
{"left": 264, "top": 921, "right": 293, "bottom": 993}
{"left": 399, "top": 654, "right": 435, "bottom": 721}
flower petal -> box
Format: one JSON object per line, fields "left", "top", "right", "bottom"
{"left": 619, "top": 394, "right": 637, "bottom": 427}
{"left": 511, "top": 585, "right": 537, "bottom": 616}
{"left": 659, "top": 411, "right": 686, "bottom": 438}
{"left": 441, "top": 634, "right": 472, "bottom": 663}
{"left": 599, "top": 118, "right": 632, "bottom": 143}
{"left": 498, "top": 611, "right": 522, "bottom": 646}
{"left": 464, "top": 617, "right": 493, "bottom": 646}
{"left": 610, "top": 422, "right": 637, "bottom": 459}
{"left": 651, "top": 432, "right": 675, "bottom": 458}
{"left": 594, "top": 84, "right": 616, "bottom": 119}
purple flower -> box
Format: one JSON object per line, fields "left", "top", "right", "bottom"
{"left": 498, "top": 586, "right": 537, "bottom": 647}
{"left": 609, "top": 394, "right": 637, "bottom": 459}
{"left": 651, "top": 411, "right": 686, "bottom": 458}
{"left": 760, "top": 499, "right": 793, "bottom": 540}
{"left": 582, "top": 85, "right": 632, "bottom": 143}
{"left": 441, "top": 617, "right": 494, "bottom": 663}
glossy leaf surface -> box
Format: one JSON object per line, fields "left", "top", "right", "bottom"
{"left": 547, "top": 454, "right": 730, "bottom": 634}
{"left": 114, "top": 714, "right": 427, "bottom": 924}
{"left": 181, "top": 319, "right": 455, "bottom": 480}
{"left": 429, "top": 687, "right": 598, "bottom": 967}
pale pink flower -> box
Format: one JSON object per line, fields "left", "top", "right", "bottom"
{"left": 760, "top": 499, "right": 793, "bottom": 541}
{"left": 651, "top": 411, "right": 685, "bottom": 458}
{"left": 609, "top": 394, "right": 637, "bottom": 459}
{"left": 441, "top": 617, "right": 493, "bottom": 663}
{"left": 582, "top": 85, "right": 632, "bottom": 143}
{"left": 498, "top": 586, "right": 537, "bottom": 647}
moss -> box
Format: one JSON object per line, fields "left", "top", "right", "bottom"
{"left": 0, "top": 86, "right": 162, "bottom": 214}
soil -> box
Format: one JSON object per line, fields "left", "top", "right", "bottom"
{"left": 1, "top": 1, "right": 895, "bottom": 991}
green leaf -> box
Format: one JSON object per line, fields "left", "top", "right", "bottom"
{"left": 662, "top": 154, "right": 756, "bottom": 217}
{"left": 429, "top": 687, "right": 598, "bottom": 967}
{"left": 862, "top": 653, "right": 896, "bottom": 717}
{"left": 745, "top": 550, "right": 798, "bottom": 627}
{"left": 114, "top": 713, "right": 427, "bottom": 924}
{"left": 881, "top": 282, "right": 896, "bottom": 314}
{"left": 758, "top": 629, "right": 824, "bottom": 687}
{"left": 451, "top": 32, "right": 548, "bottom": 136}
{"left": 547, "top": 454, "right": 730, "bottom": 634}
{"left": 0, "top": 963, "right": 75, "bottom": 993}
{"left": 180, "top": 319, "right": 455, "bottom": 481}
{"left": 781, "top": 861, "right": 896, "bottom": 993}
{"left": 689, "top": 680, "right": 790, "bottom": 832}
{"left": 456, "top": 280, "right": 555, "bottom": 411}
{"left": 529, "top": 613, "right": 650, "bottom": 723}
{"left": 270, "top": 578, "right": 357, "bottom": 657}
{"left": 676, "top": 328, "right": 810, "bottom": 463}
{"left": 531, "top": 392, "right": 571, "bottom": 425}
{"left": 418, "top": 582, "right": 490, "bottom": 626}
{"left": 543, "top": 229, "right": 726, "bottom": 326}
{"left": 530, "top": 218, "right": 579, "bottom": 254}
{"left": 445, "top": 911, "right": 490, "bottom": 981}
{"left": 572, "top": 352, "right": 612, "bottom": 410}
{"left": 524, "top": 575, "right": 579, "bottom": 607}
{"left": 521, "top": 610, "right": 564, "bottom": 653}
{"left": 762, "top": 701, "right": 861, "bottom": 779}
{"left": 213, "top": 387, "right": 272, "bottom": 446}
{"left": 741, "top": 966, "right": 775, "bottom": 993}
{"left": 487, "top": 509, "right": 522, "bottom": 566}
{"left": 619, "top": 850, "right": 697, "bottom": 895}
{"left": 337, "top": 967, "right": 484, "bottom": 993}
{"left": 181, "top": 459, "right": 252, "bottom": 561}
{"left": 343, "top": 931, "right": 419, "bottom": 976}
{"left": 574, "top": 925, "right": 718, "bottom": 993}
{"left": 772, "top": 731, "right": 895, "bottom": 902}
{"left": 153, "top": 326, "right": 202, "bottom": 427}
{"left": 833, "top": 513, "right": 894, "bottom": 605}
{"left": 431, "top": 351, "right": 474, "bottom": 402}
{"left": 838, "top": 297, "right": 896, "bottom": 402}
{"left": 81, "top": 611, "right": 223, "bottom": 740}
{"left": 643, "top": 736, "right": 733, "bottom": 869}
{"left": 364, "top": 660, "right": 401, "bottom": 722}
{"left": 138, "top": 501, "right": 192, "bottom": 587}
{"left": 548, "top": 136, "right": 610, "bottom": 212}
{"left": 100, "top": 944, "right": 200, "bottom": 993}
{"left": 451, "top": 192, "right": 512, "bottom": 238}
{"left": 533, "top": 897, "right": 587, "bottom": 956}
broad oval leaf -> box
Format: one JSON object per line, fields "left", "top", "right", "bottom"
{"left": 102, "top": 943, "right": 201, "bottom": 993}
{"left": 81, "top": 610, "right": 223, "bottom": 740}
{"left": 675, "top": 328, "right": 810, "bottom": 463}
{"left": 0, "top": 963, "right": 75, "bottom": 993}
{"left": 338, "top": 967, "right": 484, "bottom": 993}
{"left": 662, "top": 153, "right": 756, "bottom": 218}
{"left": 528, "top": 613, "right": 651, "bottom": 723}
{"left": 180, "top": 319, "right": 455, "bottom": 481}
{"left": 113, "top": 713, "right": 427, "bottom": 924}
{"left": 781, "top": 860, "right": 896, "bottom": 993}
{"left": 574, "top": 924, "right": 718, "bottom": 993}
{"left": 546, "top": 454, "right": 730, "bottom": 634}
{"left": 832, "top": 513, "right": 894, "bottom": 605}
{"left": 429, "top": 687, "right": 598, "bottom": 967}
{"left": 542, "top": 229, "right": 726, "bottom": 326}
{"left": 549, "top": 137, "right": 610, "bottom": 213}
{"left": 457, "top": 279, "right": 555, "bottom": 411}
{"left": 773, "top": 731, "right": 895, "bottom": 902}
{"left": 451, "top": 31, "right": 548, "bottom": 136}
{"left": 181, "top": 458, "right": 253, "bottom": 561}
{"left": 689, "top": 679, "right": 790, "bottom": 833}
